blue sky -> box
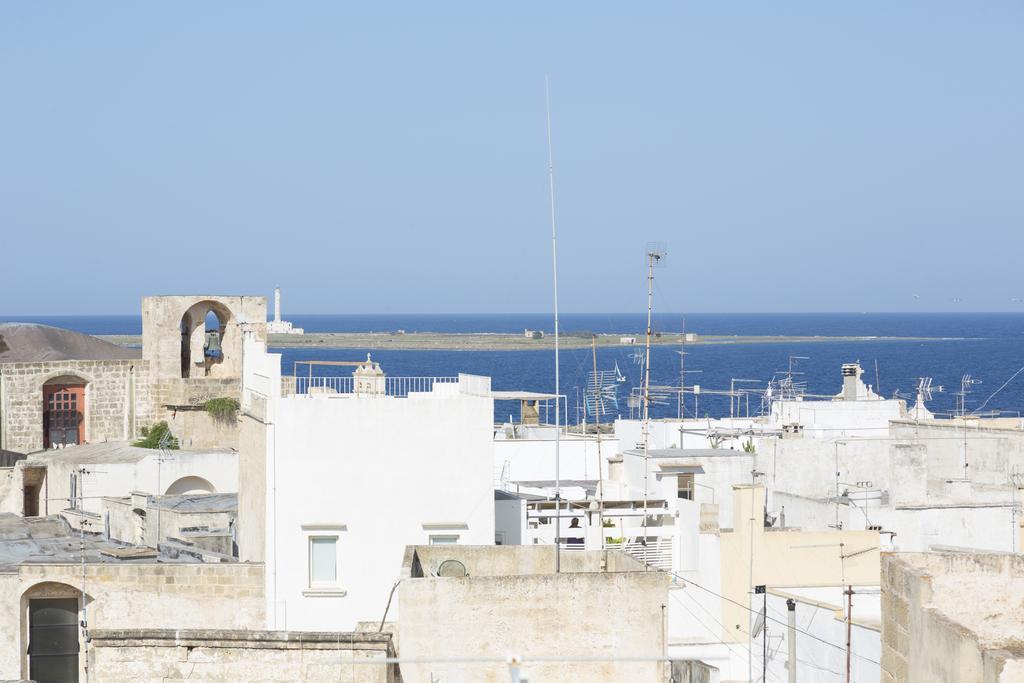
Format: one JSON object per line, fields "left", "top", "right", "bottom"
{"left": 1, "top": 3, "right": 1021, "bottom": 314}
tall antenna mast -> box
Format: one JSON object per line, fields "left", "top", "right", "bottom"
{"left": 641, "top": 245, "right": 666, "bottom": 551}
{"left": 678, "top": 317, "right": 686, "bottom": 420}
{"left": 545, "top": 75, "right": 563, "bottom": 573}
{"left": 592, "top": 335, "right": 605, "bottom": 535}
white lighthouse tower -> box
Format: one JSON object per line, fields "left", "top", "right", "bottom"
{"left": 267, "top": 285, "right": 304, "bottom": 335}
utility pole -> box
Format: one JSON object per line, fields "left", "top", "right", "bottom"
{"left": 747, "top": 469, "right": 764, "bottom": 683}
{"left": 755, "top": 584, "right": 767, "bottom": 682}
{"left": 787, "top": 598, "right": 797, "bottom": 683}
{"left": 845, "top": 585, "right": 854, "bottom": 683}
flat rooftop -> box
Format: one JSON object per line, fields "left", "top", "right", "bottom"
{"left": 402, "top": 544, "right": 650, "bottom": 579}
{"left": 0, "top": 513, "right": 206, "bottom": 570}
{"left": 125, "top": 492, "right": 236, "bottom": 514}
{"left": 27, "top": 441, "right": 234, "bottom": 464}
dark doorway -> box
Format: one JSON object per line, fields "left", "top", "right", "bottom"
{"left": 23, "top": 485, "right": 39, "bottom": 516}
{"left": 28, "top": 597, "right": 79, "bottom": 683}
{"left": 43, "top": 384, "right": 84, "bottom": 448}
{"left": 22, "top": 466, "right": 45, "bottom": 517}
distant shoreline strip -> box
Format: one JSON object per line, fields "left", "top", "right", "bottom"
{"left": 98, "top": 332, "right": 974, "bottom": 352}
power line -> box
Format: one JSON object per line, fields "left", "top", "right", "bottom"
{"left": 670, "top": 589, "right": 782, "bottom": 683}
{"left": 971, "top": 365, "right": 1024, "bottom": 415}
{"left": 669, "top": 574, "right": 883, "bottom": 667}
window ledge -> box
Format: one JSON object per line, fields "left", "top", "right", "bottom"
{"left": 302, "top": 588, "right": 347, "bottom": 598}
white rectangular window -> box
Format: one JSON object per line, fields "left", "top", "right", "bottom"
{"left": 309, "top": 537, "right": 337, "bottom": 585}
{"left": 429, "top": 534, "right": 459, "bottom": 545}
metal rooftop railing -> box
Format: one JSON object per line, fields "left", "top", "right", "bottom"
{"left": 294, "top": 375, "right": 459, "bottom": 397}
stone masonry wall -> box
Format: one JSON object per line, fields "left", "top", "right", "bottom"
{"left": 89, "top": 630, "right": 395, "bottom": 683}
{"left": 155, "top": 376, "right": 241, "bottom": 409}
{"left": 399, "top": 570, "right": 668, "bottom": 683}
{"left": 0, "top": 562, "right": 264, "bottom": 680}
{"left": 0, "top": 360, "right": 155, "bottom": 454}
{"left": 881, "top": 553, "right": 1022, "bottom": 683}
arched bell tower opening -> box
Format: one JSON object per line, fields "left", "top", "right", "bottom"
{"left": 179, "top": 301, "right": 232, "bottom": 379}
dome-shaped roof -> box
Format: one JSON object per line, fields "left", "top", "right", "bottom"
{"left": 0, "top": 323, "right": 140, "bottom": 363}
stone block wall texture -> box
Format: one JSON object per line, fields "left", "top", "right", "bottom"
{"left": 398, "top": 570, "right": 668, "bottom": 683}
{"left": 166, "top": 403, "right": 240, "bottom": 450}
{"left": 0, "top": 360, "right": 155, "bottom": 454}
{"left": 0, "top": 562, "right": 265, "bottom": 680}
{"left": 88, "top": 630, "right": 395, "bottom": 683}
{"left": 158, "top": 377, "right": 241, "bottom": 409}
{"left": 881, "top": 554, "right": 1024, "bottom": 683}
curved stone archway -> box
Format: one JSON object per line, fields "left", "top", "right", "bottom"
{"left": 20, "top": 581, "right": 90, "bottom": 682}
{"left": 179, "top": 300, "right": 234, "bottom": 378}
{"left": 165, "top": 475, "right": 216, "bottom": 495}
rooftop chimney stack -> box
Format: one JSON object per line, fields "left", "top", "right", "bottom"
{"left": 842, "top": 363, "right": 861, "bottom": 401}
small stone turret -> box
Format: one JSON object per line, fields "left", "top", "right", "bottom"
{"left": 354, "top": 354, "right": 386, "bottom": 396}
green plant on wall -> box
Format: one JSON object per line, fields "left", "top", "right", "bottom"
{"left": 204, "top": 397, "right": 240, "bottom": 423}
{"left": 742, "top": 438, "right": 756, "bottom": 453}
{"left": 133, "top": 421, "right": 179, "bottom": 450}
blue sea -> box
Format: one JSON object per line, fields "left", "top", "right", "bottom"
{"left": 4, "top": 313, "right": 1023, "bottom": 422}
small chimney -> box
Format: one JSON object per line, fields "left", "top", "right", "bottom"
{"left": 521, "top": 399, "right": 540, "bottom": 426}
{"left": 841, "top": 363, "right": 861, "bottom": 401}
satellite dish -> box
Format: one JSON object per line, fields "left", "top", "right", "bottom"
{"left": 436, "top": 559, "right": 468, "bottom": 578}
{"left": 751, "top": 605, "right": 766, "bottom": 638}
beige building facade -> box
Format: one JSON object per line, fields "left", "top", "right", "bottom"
{"left": 398, "top": 545, "right": 669, "bottom": 683}
{"left": 719, "top": 485, "right": 881, "bottom": 641}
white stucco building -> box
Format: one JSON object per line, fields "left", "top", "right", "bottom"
{"left": 239, "top": 338, "right": 495, "bottom": 631}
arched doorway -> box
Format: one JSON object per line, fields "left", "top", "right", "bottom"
{"left": 21, "top": 582, "right": 86, "bottom": 683}
{"left": 165, "top": 475, "right": 216, "bottom": 495}
{"left": 43, "top": 376, "right": 86, "bottom": 449}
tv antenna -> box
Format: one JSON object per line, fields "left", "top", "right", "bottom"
{"left": 585, "top": 368, "right": 620, "bottom": 418}
{"left": 916, "top": 377, "right": 943, "bottom": 403}
{"left": 956, "top": 374, "right": 982, "bottom": 416}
